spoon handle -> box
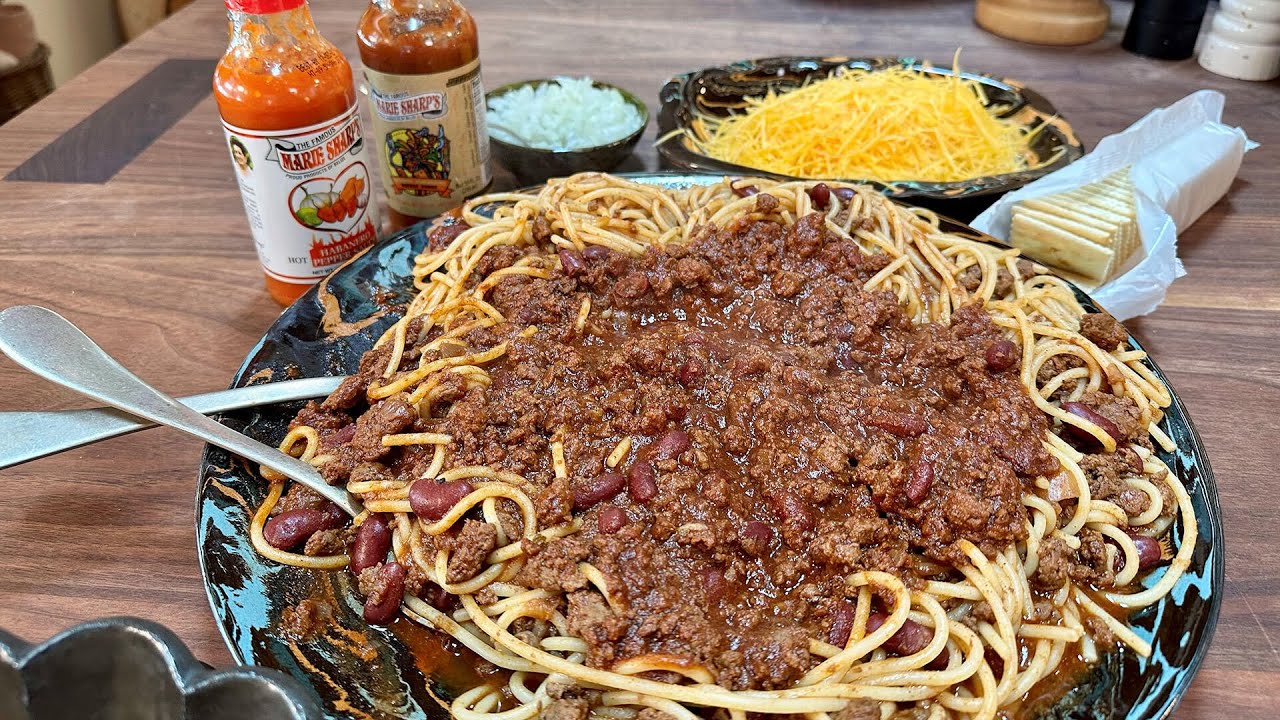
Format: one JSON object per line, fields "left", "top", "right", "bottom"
{"left": 0, "top": 306, "right": 361, "bottom": 516}
{"left": 0, "top": 376, "right": 346, "bottom": 470}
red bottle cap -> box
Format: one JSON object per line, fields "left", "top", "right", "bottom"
{"left": 225, "top": 0, "right": 306, "bottom": 13}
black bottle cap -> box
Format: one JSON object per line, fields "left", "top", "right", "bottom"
{"left": 1122, "top": 0, "right": 1210, "bottom": 60}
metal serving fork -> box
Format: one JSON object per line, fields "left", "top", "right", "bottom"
{"left": 0, "top": 375, "right": 345, "bottom": 470}
{"left": 0, "top": 305, "right": 360, "bottom": 516}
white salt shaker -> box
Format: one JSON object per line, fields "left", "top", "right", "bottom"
{"left": 1198, "top": 0, "right": 1280, "bottom": 81}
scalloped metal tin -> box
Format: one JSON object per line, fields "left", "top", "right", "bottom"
{"left": 198, "top": 172, "right": 1221, "bottom": 720}
{"left": 656, "top": 56, "right": 1085, "bottom": 210}
{"left": 0, "top": 616, "right": 324, "bottom": 720}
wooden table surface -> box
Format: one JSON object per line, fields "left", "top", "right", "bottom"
{"left": 0, "top": 0, "right": 1276, "bottom": 717}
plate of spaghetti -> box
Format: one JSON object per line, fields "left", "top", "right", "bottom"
{"left": 656, "top": 57, "right": 1084, "bottom": 205}
{"left": 198, "top": 172, "right": 1221, "bottom": 720}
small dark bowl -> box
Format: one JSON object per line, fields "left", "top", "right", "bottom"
{"left": 657, "top": 56, "right": 1085, "bottom": 218}
{"left": 486, "top": 78, "right": 648, "bottom": 185}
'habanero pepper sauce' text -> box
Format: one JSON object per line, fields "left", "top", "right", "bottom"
{"left": 215, "top": 0, "right": 380, "bottom": 305}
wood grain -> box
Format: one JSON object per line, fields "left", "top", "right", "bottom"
{"left": 7, "top": 58, "right": 218, "bottom": 183}
{"left": 1, "top": 1, "right": 1278, "bottom": 717}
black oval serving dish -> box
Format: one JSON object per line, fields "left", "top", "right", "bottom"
{"left": 198, "top": 173, "right": 1221, "bottom": 720}
{"left": 656, "top": 56, "right": 1085, "bottom": 219}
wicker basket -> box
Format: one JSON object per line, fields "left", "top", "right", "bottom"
{"left": 0, "top": 43, "right": 53, "bottom": 126}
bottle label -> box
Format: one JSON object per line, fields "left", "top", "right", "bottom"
{"left": 364, "top": 58, "right": 490, "bottom": 218}
{"left": 222, "top": 104, "right": 379, "bottom": 285}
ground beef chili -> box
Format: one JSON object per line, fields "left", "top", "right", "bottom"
{"left": 303, "top": 205, "right": 1111, "bottom": 692}
{"left": 279, "top": 598, "right": 335, "bottom": 641}
{"left": 1079, "top": 311, "right": 1129, "bottom": 351}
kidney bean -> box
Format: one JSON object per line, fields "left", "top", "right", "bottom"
{"left": 614, "top": 272, "right": 650, "bottom": 299}
{"left": 702, "top": 567, "right": 728, "bottom": 602}
{"left": 827, "top": 600, "right": 856, "bottom": 646}
{"left": 263, "top": 507, "right": 345, "bottom": 550}
{"left": 350, "top": 514, "right": 392, "bottom": 575}
{"left": 867, "top": 411, "right": 929, "bottom": 438}
{"left": 1114, "top": 533, "right": 1163, "bottom": 572}
{"left": 628, "top": 461, "right": 658, "bottom": 503}
{"left": 648, "top": 429, "right": 691, "bottom": 461}
{"left": 678, "top": 358, "right": 706, "bottom": 386}
{"left": 984, "top": 339, "right": 1019, "bottom": 372}
{"left": 419, "top": 581, "right": 455, "bottom": 611}
{"left": 409, "top": 479, "right": 475, "bottom": 521}
{"left": 574, "top": 472, "right": 625, "bottom": 511}
{"left": 319, "top": 501, "right": 347, "bottom": 527}
{"left": 906, "top": 460, "right": 934, "bottom": 505}
{"left": 984, "top": 647, "right": 1004, "bottom": 676}
{"left": 1133, "top": 534, "right": 1163, "bottom": 570}
{"left": 740, "top": 521, "right": 774, "bottom": 555}
{"left": 866, "top": 612, "right": 945, "bottom": 666}
{"left": 1060, "top": 402, "right": 1121, "bottom": 445}
{"left": 807, "top": 182, "right": 832, "bottom": 210}
{"left": 362, "top": 562, "right": 406, "bottom": 625}
{"left": 732, "top": 183, "right": 759, "bottom": 198}
{"left": 582, "top": 245, "right": 611, "bottom": 262}
{"left": 833, "top": 186, "right": 856, "bottom": 202}
{"left": 328, "top": 423, "right": 356, "bottom": 446}
{"left": 597, "top": 505, "right": 628, "bottom": 534}
{"left": 772, "top": 491, "right": 814, "bottom": 533}
{"left": 558, "top": 249, "right": 586, "bottom": 277}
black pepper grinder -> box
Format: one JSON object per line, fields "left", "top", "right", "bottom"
{"left": 1122, "top": 0, "right": 1211, "bottom": 59}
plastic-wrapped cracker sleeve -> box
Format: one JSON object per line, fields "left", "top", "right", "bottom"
{"left": 972, "top": 90, "right": 1255, "bottom": 320}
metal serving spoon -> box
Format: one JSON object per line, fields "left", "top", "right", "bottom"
{"left": 0, "top": 375, "right": 346, "bottom": 470}
{"left": 0, "top": 305, "right": 361, "bottom": 516}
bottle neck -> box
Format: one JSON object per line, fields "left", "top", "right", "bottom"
{"left": 370, "top": 0, "right": 462, "bottom": 14}
{"left": 226, "top": 3, "right": 321, "bottom": 52}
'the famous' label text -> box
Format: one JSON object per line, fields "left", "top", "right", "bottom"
{"left": 372, "top": 89, "right": 447, "bottom": 122}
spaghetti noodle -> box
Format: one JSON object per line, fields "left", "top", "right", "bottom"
{"left": 254, "top": 173, "right": 1195, "bottom": 720}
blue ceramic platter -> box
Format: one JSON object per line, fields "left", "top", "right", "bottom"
{"left": 197, "top": 173, "right": 1222, "bottom": 720}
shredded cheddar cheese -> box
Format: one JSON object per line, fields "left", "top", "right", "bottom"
{"left": 687, "top": 61, "right": 1053, "bottom": 184}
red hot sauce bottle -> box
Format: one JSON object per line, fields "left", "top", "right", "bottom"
{"left": 214, "top": 0, "right": 380, "bottom": 304}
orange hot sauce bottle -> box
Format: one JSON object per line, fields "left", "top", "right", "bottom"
{"left": 214, "top": 0, "right": 380, "bottom": 305}
{"left": 358, "top": 0, "right": 490, "bottom": 233}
